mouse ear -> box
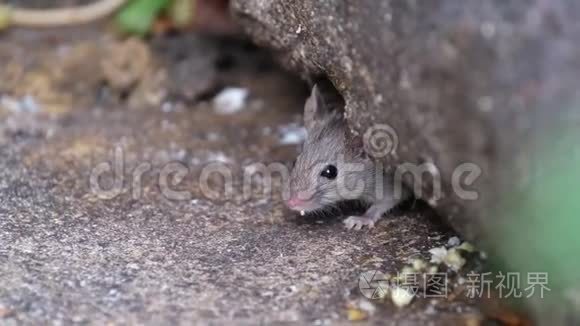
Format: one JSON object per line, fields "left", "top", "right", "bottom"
{"left": 303, "top": 84, "right": 329, "bottom": 130}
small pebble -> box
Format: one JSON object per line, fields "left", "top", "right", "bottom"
{"left": 447, "top": 236, "right": 461, "bottom": 247}
{"left": 391, "top": 287, "right": 414, "bottom": 308}
{"left": 279, "top": 124, "right": 307, "bottom": 145}
{"left": 429, "top": 247, "right": 448, "bottom": 264}
{"left": 358, "top": 300, "right": 376, "bottom": 314}
{"left": 412, "top": 258, "right": 427, "bottom": 271}
{"left": 213, "top": 87, "right": 249, "bottom": 115}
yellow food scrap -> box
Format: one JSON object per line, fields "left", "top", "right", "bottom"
{"left": 346, "top": 308, "right": 368, "bottom": 321}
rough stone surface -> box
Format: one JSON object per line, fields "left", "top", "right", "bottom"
{"left": 231, "top": 0, "right": 580, "bottom": 240}
{"left": 0, "top": 25, "right": 485, "bottom": 324}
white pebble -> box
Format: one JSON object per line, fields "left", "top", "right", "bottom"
{"left": 447, "top": 236, "right": 461, "bottom": 247}
{"left": 357, "top": 299, "right": 376, "bottom": 314}
{"left": 279, "top": 124, "right": 307, "bottom": 145}
{"left": 213, "top": 87, "right": 249, "bottom": 115}
{"left": 207, "top": 152, "right": 230, "bottom": 163}
{"left": 429, "top": 246, "right": 448, "bottom": 264}
{"left": 0, "top": 95, "right": 40, "bottom": 113}
{"left": 391, "top": 287, "right": 414, "bottom": 308}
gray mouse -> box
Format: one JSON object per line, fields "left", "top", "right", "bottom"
{"left": 285, "top": 84, "right": 409, "bottom": 230}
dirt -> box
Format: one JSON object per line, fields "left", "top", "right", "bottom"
{"left": 0, "top": 17, "right": 486, "bottom": 326}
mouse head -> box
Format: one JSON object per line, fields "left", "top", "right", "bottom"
{"left": 285, "top": 85, "right": 371, "bottom": 214}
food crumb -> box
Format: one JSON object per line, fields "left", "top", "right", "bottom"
{"left": 391, "top": 287, "right": 414, "bottom": 308}
{"left": 346, "top": 308, "right": 368, "bottom": 321}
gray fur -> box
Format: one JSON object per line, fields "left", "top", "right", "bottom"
{"left": 286, "top": 85, "right": 408, "bottom": 230}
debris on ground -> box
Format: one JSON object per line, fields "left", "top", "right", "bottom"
{"left": 346, "top": 299, "right": 376, "bottom": 320}
{"left": 212, "top": 87, "right": 249, "bottom": 115}
{"left": 391, "top": 286, "right": 414, "bottom": 308}
{"left": 346, "top": 307, "right": 369, "bottom": 321}
{"left": 101, "top": 37, "right": 154, "bottom": 91}
{"left": 352, "top": 237, "right": 486, "bottom": 313}
{"left": 279, "top": 123, "right": 307, "bottom": 145}
{"left": 411, "top": 258, "right": 427, "bottom": 271}
{"left": 429, "top": 246, "right": 466, "bottom": 272}
{"left": 447, "top": 236, "right": 461, "bottom": 247}
{"left": 428, "top": 239, "right": 477, "bottom": 272}
{"left": 0, "top": 37, "right": 168, "bottom": 113}
{"left": 101, "top": 37, "right": 168, "bottom": 108}
{"left": 0, "top": 95, "right": 40, "bottom": 113}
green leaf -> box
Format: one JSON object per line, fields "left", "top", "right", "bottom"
{"left": 115, "top": 0, "right": 171, "bottom": 35}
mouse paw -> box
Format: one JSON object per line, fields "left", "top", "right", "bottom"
{"left": 343, "top": 216, "right": 375, "bottom": 230}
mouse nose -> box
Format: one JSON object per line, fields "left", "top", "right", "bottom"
{"left": 286, "top": 197, "right": 304, "bottom": 209}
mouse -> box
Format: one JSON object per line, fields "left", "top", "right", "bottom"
{"left": 285, "top": 84, "right": 409, "bottom": 230}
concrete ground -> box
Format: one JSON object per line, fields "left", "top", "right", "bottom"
{"left": 0, "top": 23, "right": 482, "bottom": 325}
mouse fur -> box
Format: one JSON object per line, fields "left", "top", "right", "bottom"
{"left": 285, "top": 84, "right": 408, "bottom": 230}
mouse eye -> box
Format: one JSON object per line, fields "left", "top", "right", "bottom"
{"left": 320, "top": 164, "right": 338, "bottom": 180}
